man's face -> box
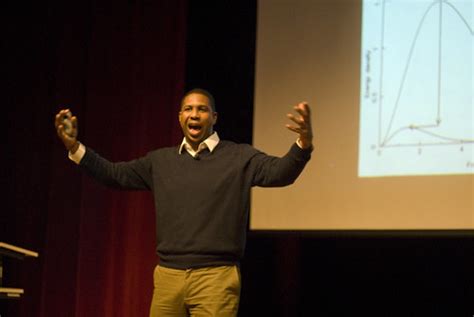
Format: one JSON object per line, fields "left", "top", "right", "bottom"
{"left": 179, "top": 93, "right": 217, "bottom": 149}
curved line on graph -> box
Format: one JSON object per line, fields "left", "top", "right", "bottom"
{"left": 413, "top": 127, "right": 474, "bottom": 143}
{"left": 443, "top": 0, "right": 474, "bottom": 35}
{"left": 382, "top": 125, "right": 434, "bottom": 145}
{"left": 382, "top": 0, "right": 473, "bottom": 145}
{"left": 382, "top": 0, "right": 439, "bottom": 144}
{"left": 382, "top": 126, "right": 412, "bottom": 145}
{"left": 383, "top": 125, "right": 474, "bottom": 146}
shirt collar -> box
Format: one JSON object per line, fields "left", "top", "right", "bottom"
{"left": 178, "top": 132, "right": 220, "bottom": 155}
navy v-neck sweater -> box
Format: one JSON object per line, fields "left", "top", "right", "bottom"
{"left": 80, "top": 140, "right": 312, "bottom": 269}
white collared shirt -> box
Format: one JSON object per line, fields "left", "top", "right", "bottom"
{"left": 178, "top": 132, "right": 220, "bottom": 158}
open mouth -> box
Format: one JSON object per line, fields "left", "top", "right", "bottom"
{"left": 188, "top": 123, "right": 202, "bottom": 136}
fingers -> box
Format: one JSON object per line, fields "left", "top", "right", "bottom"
{"left": 293, "top": 102, "right": 311, "bottom": 118}
{"left": 285, "top": 123, "right": 302, "bottom": 133}
{"left": 286, "top": 102, "right": 311, "bottom": 129}
{"left": 285, "top": 102, "right": 313, "bottom": 149}
{"left": 285, "top": 122, "right": 309, "bottom": 133}
{"left": 288, "top": 102, "right": 310, "bottom": 120}
{"left": 71, "top": 116, "right": 78, "bottom": 128}
{"left": 55, "top": 109, "right": 78, "bottom": 150}
{"left": 286, "top": 113, "right": 301, "bottom": 126}
{"left": 55, "top": 110, "right": 65, "bottom": 128}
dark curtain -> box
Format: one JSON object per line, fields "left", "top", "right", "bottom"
{"left": 3, "top": 1, "right": 187, "bottom": 316}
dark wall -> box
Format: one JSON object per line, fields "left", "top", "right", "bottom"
{"left": 184, "top": 2, "right": 473, "bottom": 317}
{"left": 184, "top": 1, "right": 256, "bottom": 145}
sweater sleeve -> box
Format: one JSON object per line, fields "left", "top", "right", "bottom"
{"left": 79, "top": 147, "right": 152, "bottom": 190}
{"left": 249, "top": 143, "right": 312, "bottom": 187}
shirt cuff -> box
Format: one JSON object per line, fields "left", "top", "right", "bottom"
{"left": 296, "top": 138, "right": 313, "bottom": 151}
{"left": 68, "top": 142, "right": 86, "bottom": 164}
{"left": 296, "top": 138, "right": 303, "bottom": 149}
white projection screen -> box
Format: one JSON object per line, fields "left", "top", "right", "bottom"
{"left": 251, "top": 0, "right": 473, "bottom": 230}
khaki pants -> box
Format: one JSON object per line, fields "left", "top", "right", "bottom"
{"left": 149, "top": 265, "right": 241, "bottom": 317}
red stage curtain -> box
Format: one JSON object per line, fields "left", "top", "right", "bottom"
{"left": 3, "top": 1, "right": 187, "bottom": 316}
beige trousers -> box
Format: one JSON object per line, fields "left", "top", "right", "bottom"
{"left": 149, "top": 265, "right": 241, "bottom": 317}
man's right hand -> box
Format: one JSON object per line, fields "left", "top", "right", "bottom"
{"left": 55, "top": 109, "right": 80, "bottom": 153}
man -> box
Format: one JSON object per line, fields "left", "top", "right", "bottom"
{"left": 55, "top": 88, "right": 313, "bottom": 317}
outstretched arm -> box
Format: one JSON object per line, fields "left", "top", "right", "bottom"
{"left": 250, "top": 102, "right": 313, "bottom": 187}
{"left": 54, "top": 108, "right": 151, "bottom": 190}
{"left": 285, "top": 102, "right": 313, "bottom": 150}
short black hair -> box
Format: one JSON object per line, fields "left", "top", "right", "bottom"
{"left": 182, "top": 88, "right": 216, "bottom": 112}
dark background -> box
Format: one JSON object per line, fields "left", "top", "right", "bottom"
{"left": 2, "top": 1, "right": 472, "bottom": 316}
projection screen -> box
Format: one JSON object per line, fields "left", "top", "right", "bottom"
{"left": 251, "top": 0, "right": 473, "bottom": 230}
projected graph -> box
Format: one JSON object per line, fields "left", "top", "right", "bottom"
{"left": 359, "top": 0, "right": 473, "bottom": 177}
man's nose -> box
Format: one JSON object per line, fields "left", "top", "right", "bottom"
{"left": 190, "top": 108, "right": 200, "bottom": 119}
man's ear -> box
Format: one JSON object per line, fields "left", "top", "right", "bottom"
{"left": 212, "top": 112, "right": 218, "bottom": 125}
